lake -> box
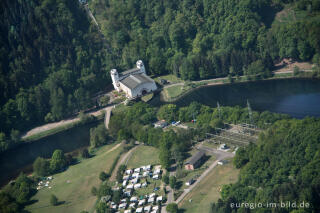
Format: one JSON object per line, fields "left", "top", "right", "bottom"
{"left": 149, "top": 78, "right": 320, "bottom": 118}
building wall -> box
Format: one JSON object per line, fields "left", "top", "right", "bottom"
{"left": 120, "top": 83, "right": 133, "bottom": 98}
{"left": 131, "top": 82, "right": 157, "bottom": 98}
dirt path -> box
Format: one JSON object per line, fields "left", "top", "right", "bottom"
{"left": 110, "top": 145, "right": 140, "bottom": 181}
{"left": 22, "top": 105, "right": 114, "bottom": 139}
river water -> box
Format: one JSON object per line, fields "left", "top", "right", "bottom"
{"left": 1, "top": 78, "right": 320, "bottom": 186}
{"left": 150, "top": 78, "right": 320, "bottom": 118}
{"left": 0, "top": 121, "right": 100, "bottom": 186}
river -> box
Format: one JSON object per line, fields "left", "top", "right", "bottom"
{"left": 0, "top": 121, "right": 100, "bottom": 186}
{"left": 1, "top": 78, "right": 320, "bottom": 186}
{"left": 150, "top": 78, "right": 320, "bottom": 118}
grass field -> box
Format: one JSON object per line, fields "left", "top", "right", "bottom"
{"left": 179, "top": 162, "right": 239, "bottom": 213}
{"left": 154, "top": 74, "right": 183, "bottom": 84}
{"left": 126, "top": 145, "right": 160, "bottom": 169}
{"left": 164, "top": 85, "right": 184, "bottom": 99}
{"left": 25, "top": 143, "right": 123, "bottom": 213}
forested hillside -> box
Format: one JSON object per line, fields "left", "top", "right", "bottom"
{"left": 0, "top": 0, "right": 107, "bottom": 149}
{"left": 90, "top": 0, "right": 320, "bottom": 79}
{"left": 211, "top": 118, "right": 320, "bottom": 213}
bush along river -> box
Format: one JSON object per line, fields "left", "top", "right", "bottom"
{"left": 150, "top": 78, "right": 320, "bottom": 118}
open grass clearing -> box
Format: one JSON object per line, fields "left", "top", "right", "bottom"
{"left": 179, "top": 162, "right": 239, "bottom": 213}
{"left": 25, "top": 143, "right": 123, "bottom": 213}
{"left": 164, "top": 85, "right": 184, "bottom": 100}
{"left": 126, "top": 145, "right": 160, "bottom": 169}
{"left": 154, "top": 74, "right": 183, "bottom": 84}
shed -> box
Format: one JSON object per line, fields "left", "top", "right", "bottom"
{"left": 144, "top": 205, "right": 152, "bottom": 212}
{"left": 126, "top": 184, "right": 134, "bottom": 189}
{"left": 129, "top": 202, "right": 136, "bottom": 208}
{"left": 185, "top": 151, "right": 206, "bottom": 170}
{"left": 156, "top": 196, "right": 162, "bottom": 202}
{"left": 136, "top": 207, "right": 144, "bottom": 213}
{"left": 130, "top": 196, "right": 138, "bottom": 202}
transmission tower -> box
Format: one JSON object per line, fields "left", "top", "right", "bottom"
{"left": 247, "top": 99, "right": 253, "bottom": 124}
{"left": 217, "top": 101, "right": 221, "bottom": 119}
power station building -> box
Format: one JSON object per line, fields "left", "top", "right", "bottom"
{"left": 110, "top": 60, "right": 157, "bottom": 98}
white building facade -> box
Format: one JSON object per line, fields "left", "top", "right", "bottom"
{"left": 110, "top": 60, "right": 157, "bottom": 98}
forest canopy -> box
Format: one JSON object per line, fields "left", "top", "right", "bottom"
{"left": 0, "top": 0, "right": 107, "bottom": 149}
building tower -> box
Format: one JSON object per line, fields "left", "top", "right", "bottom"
{"left": 136, "top": 60, "right": 146, "bottom": 74}
{"left": 110, "top": 69, "right": 120, "bottom": 91}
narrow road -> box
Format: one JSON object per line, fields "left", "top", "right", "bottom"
{"left": 104, "top": 106, "right": 113, "bottom": 129}
{"left": 110, "top": 145, "right": 140, "bottom": 181}
{"left": 22, "top": 105, "right": 115, "bottom": 139}
{"left": 175, "top": 146, "right": 234, "bottom": 204}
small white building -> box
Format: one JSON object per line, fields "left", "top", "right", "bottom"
{"left": 156, "top": 196, "right": 162, "bottom": 202}
{"left": 123, "top": 175, "right": 130, "bottom": 180}
{"left": 130, "top": 196, "right": 138, "bottom": 202}
{"left": 154, "top": 169, "right": 161, "bottom": 175}
{"left": 136, "top": 207, "right": 144, "bottom": 213}
{"left": 134, "top": 168, "right": 141, "bottom": 173}
{"left": 129, "top": 203, "right": 136, "bottom": 208}
{"left": 111, "top": 60, "right": 157, "bottom": 99}
{"left": 119, "top": 203, "right": 127, "bottom": 209}
{"left": 144, "top": 205, "right": 152, "bottom": 212}
{"left": 131, "top": 178, "right": 139, "bottom": 184}
{"left": 218, "top": 160, "right": 228, "bottom": 165}
{"left": 125, "top": 210, "right": 132, "bottom": 213}
{"left": 154, "top": 120, "right": 168, "bottom": 128}
{"left": 124, "top": 190, "right": 132, "bottom": 197}
{"left": 123, "top": 180, "right": 127, "bottom": 187}
{"left": 152, "top": 174, "right": 159, "bottom": 180}
{"left": 126, "top": 184, "right": 134, "bottom": 190}
{"left": 126, "top": 169, "right": 133, "bottom": 175}
{"left": 134, "top": 183, "right": 142, "bottom": 189}
{"left": 142, "top": 182, "right": 147, "bottom": 187}
{"left": 185, "top": 178, "right": 195, "bottom": 186}
{"left": 149, "top": 193, "right": 156, "bottom": 198}
{"left": 132, "top": 173, "right": 140, "bottom": 178}
{"left": 148, "top": 197, "right": 155, "bottom": 203}
{"left": 138, "top": 199, "right": 146, "bottom": 206}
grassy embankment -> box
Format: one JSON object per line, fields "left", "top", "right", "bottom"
{"left": 179, "top": 162, "right": 239, "bottom": 213}
{"left": 25, "top": 143, "right": 123, "bottom": 213}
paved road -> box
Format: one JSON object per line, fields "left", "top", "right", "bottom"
{"left": 104, "top": 106, "right": 113, "bottom": 129}
{"left": 175, "top": 146, "right": 234, "bottom": 204}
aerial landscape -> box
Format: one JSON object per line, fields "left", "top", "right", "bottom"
{"left": 0, "top": 0, "right": 320, "bottom": 213}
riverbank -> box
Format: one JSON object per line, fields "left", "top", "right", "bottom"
{"left": 160, "top": 69, "right": 315, "bottom": 102}
{"left": 21, "top": 106, "right": 109, "bottom": 142}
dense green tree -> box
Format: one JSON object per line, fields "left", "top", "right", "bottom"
{"left": 33, "top": 157, "right": 50, "bottom": 176}
{"left": 50, "top": 150, "right": 67, "bottom": 173}
{"left": 166, "top": 203, "right": 178, "bottom": 213}
{"left": 90, "top": 123, "right": 109, "bottom": 148}
{"left": 169, "top": 176, "right": 177, "bottom": 189}
{"left": 99, "top": 171, "right": 109, "bottom": 181}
